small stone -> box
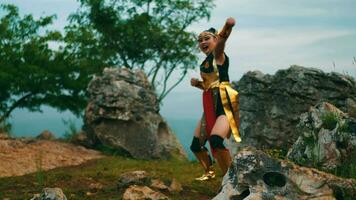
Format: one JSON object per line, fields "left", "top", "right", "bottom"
{"left": 150, "top": 179, "right": 169, "bottom": 190}
{"left": 36, "top": 130, "right": 55, "bottom": 140}
{"left": 168, "top": 179, "right": 182, "bottom": 193}
{"left": 122, "top": 185, "right": 170, "bottom": 200}
{"left": 30, "top": 188, "right": 67, "bottom": 200}
{"left": 89, "top": 182, "right": 103, "bottom": 192}
{"left": 118, "top": 171, "right": 150, "bottom": 189}
{"left": 86, "top": 192, "right": 93, "bottom": 196}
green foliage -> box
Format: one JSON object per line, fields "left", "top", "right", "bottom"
{"left": 332, "top": 150, "right": 356, "bottom": 200}
{"left": 349, "top": 105, "right": 356, "bottom": 119}
{"left": 320, "top": 111, "right": 340, "bottom": 130}
{"left": 338, "top": 121, "right": 350, "bottom": 133}
{"left": 0, "top": 119, "right": 12, "bottom": 134}
{"left": 264, "top": 148, "right": 288, "bottom": 160}
{"left": 0, "top": 1, "right": 215, "bottom": 123}
{"left": 35, "top": 151, "right": 45, "bottom": 188}
{"left": 0, "top": 4, "right": 102, "bottom": 123}
{"left": 62, "top": 118, "right": 79, "bottom": 141}
{"left": 333, "top": 150, "right": 356, "bottom": 179}
{"left": 66, "top": 0, "right": 215, "bottom": 101}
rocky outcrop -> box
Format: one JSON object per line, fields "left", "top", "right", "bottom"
{"left": 287, "top": 102, "right": 356, "bottom": 171}
{"left": 83, "top": 68, "right": 186, "bottom": 160}
{"left": 0, "top": 138, "right": 103, "bottom": 177}
{"left": 214, "top": 147, "right": 356, "bottom": 200}
{"left": 233, "top": 65, "right": 356, "bottom": 150}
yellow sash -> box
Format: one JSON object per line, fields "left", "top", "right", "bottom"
{"left": 202, "top": 58, "right": 241, "bottom": 143}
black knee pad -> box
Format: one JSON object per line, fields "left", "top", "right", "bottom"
{"left": 190, "top": 137, "right": 207, "bottom": 152}
{"left": 210, "top": 135, "right": 226, "bottom": 149}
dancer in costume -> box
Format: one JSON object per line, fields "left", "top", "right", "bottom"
{"left": 190, "top": 17, "right": 241, "bottom": 181}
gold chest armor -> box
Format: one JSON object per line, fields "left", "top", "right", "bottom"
{"left": 201, "top": 58, "right": 219, "bottom": 90}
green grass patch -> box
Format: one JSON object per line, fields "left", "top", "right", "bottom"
{"left": 62, "top": 118, "right": 79, "bottom": 142}
{"left": 263, "top": 148, "right": 288, "bottom": 160}
{"left": 0, "top": 156, "right": 222, "bottom": 200}
{"left": 320, "top": 111, "right": 340, "bottom": 130}
{"left": 333, "top": 150, "right": 356, "bottom": 179}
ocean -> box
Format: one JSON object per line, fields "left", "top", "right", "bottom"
{"left": 8, "top": 111, "right": 197, "bottom": 160}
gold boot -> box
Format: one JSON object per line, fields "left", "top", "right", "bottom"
{"left": 214, "top": 149, "right": 232, "bottom": 175}
{"left": 194, "top": 150, "right": 215, "bottom": 181}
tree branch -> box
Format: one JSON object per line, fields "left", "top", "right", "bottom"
{"left": 0, "top": 92, "right": 34, "bottom": 123}
{"left": 158, "top": 68, "right": 187, "bottom": 102}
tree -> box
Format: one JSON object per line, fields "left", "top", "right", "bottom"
{"left": 66, "top": 0, "right": 215, "bottom": 101}
{"left": 0, "top": 4, "right": 101, "bottom": 124}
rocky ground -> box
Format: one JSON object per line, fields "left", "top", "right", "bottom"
{"left": 0, "top": 135, "right": 103, "bottom": 177}
{"left": 0, "top": 149, "right": 221, "bottom": 200}
{"left": 1, "top": 66, "right": 355, "bottom": 199}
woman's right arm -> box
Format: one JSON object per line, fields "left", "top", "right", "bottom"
{"left": 214, "top": 17, "right": 235, "bottom": 64}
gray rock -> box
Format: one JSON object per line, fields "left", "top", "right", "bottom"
{"left": 122, "top": 185, "right": 170, "bottom": 200}
{"left": 233, "top": 65, "right": 356, "bottom": 150}
{"left": 214, "top": 147, "right": 356, "bottom": 200}
{"left": 118, "top": 170, "right": 151, "bottom": 189}
{"left": 150, "top": 179, "right": 169, "bottom": 191}
{"left": 287, "top": 102, "right": 356, "bottom": 171}
{"left": 31, "top": 188, "right": 67, "bottom": 200}
{"left": 84, "top": 67, "right": 186, "bottom": 160}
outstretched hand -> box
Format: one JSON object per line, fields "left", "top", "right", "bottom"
{"left": 226, "top": 17, "right": 235, "bottom": 27}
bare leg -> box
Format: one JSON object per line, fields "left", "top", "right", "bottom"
{"left": 211, "top": 115, "right": 230, "bottom": 138}
{"left": 210, "top": 115, "right": 232, "bottom": 175}
{"left": 193, "top": 119, "right": 202, "bottom": 138}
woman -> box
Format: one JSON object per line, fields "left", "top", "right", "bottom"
{"left": 190, "top": 17, "right": 241, "bottom": 181}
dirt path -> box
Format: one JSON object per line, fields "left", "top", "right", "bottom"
{"left": 0, "top": 137, "right": 104, "bottom": 177}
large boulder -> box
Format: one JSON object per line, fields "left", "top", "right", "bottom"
{"left": 84, "top": 68, "right": 186, "bottom": 160}
{"left": 214, "top": 147, "right": 356, "bottom": 200}
{"left": 233, "top": 65, "right": 356, "bottom": 150}
{"left": 287, "top": 102, "right": 356, "bottom": 171}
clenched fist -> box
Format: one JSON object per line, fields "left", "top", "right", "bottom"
{"left": 226, "top": 17, "right": 236, "bottom": 27}
{"left": 190, "top": 78, "right": 200, "bottom": 87}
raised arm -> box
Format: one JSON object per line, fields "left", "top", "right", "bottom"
{"left": 214, "top": 17, "right": 236, "bottom": 65}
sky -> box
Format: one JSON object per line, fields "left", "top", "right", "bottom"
{"left": 1, "top": 0, "right": 356, "bottom": 135}
{"left": 164, "top": 0, "right": 356, "bottom": 119}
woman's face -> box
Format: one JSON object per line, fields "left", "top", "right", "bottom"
{"left": 198, "top": 32, "right": 217, "bottom": 55}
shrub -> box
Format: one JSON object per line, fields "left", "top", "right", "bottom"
{"left": 321, "top": 111, "right": 340, "bottom": 130}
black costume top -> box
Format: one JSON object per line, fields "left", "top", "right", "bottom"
{"left": 200, "top": 53, "right": 230, "bottom": 82}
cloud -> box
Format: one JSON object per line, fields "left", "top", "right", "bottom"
{"left": 214, "top": 0, "right": 356, "bottom": 18}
